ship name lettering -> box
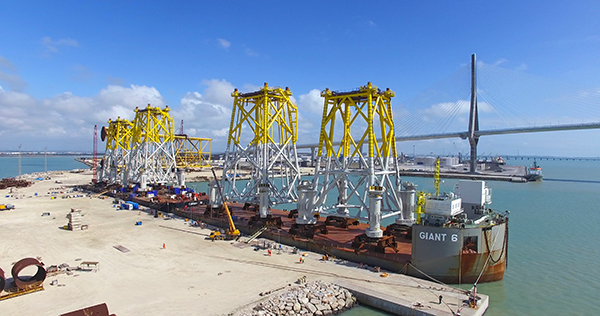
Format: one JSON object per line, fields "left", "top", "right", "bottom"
{"left": 419, "top": 231, "right": 447, "bottom": 242}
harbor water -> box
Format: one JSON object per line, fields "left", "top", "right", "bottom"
{"left": 2, "top": 157, "right": 599, "bottom": 315}
{"left": 0, "top": 156, "right": 88, "bottom": 179}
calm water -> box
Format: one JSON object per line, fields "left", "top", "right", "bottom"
{"left": 0, "top": 156, "right": 89, "bottom": 179}
{"left": 4, "top": 157, "right": 599, "bottom": 315}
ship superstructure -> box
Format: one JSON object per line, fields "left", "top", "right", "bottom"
{"left": 410, "top": 178, "right": 509, "bottom": 283}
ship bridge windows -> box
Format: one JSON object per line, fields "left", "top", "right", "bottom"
{"left": 462, "top": 236, "right": 478, "bottom": 254}
{"left": 472, "top": 205, "right": 484, "bottom": 215}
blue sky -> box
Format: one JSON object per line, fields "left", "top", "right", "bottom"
{"left": 1, "top": 1, "right": 599, "bottom": 157}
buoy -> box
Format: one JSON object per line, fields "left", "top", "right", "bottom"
{"left": 163, "top": 243, "right": 166, "bottom": 249}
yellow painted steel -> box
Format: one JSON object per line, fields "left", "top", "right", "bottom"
{"left": 228, "top": 82, "right": 298, "bottom": 147}
{"left": 173, "top": 135, "right": 212, "bottom": 168}
{"left": 415, "top": 191, "right": 426, "bottom": 225}
{"left": 105, "top": 117, "right": 133, "bottom": 152}
{"left": 131, "top": 104, "right": 175, "bottom": 145}
{"left": 434, "top": 157, "right": 440, "bottom": 196}
{"left": 317, "top": 82, "right": 396, "bottom": 159}
{"left": 0, "top": 285, "right": 44, "bottom": 301}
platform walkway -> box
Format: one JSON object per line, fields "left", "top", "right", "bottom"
{"left": 336, "top": 279, "right": 487, "bottom": 316}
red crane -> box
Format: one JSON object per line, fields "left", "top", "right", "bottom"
{"left": 92, "top": 125, "right": 98, "bottom": 183}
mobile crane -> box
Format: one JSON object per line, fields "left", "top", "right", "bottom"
{"left": 209, "top": 168, "right": 241, "bottom": 241}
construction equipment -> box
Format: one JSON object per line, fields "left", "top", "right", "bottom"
{"left": 288, "top": 222, "right": 328, "bottom": 239}
{"left": 209, "top": 168, "right": 240, "bottom": 241}
{"left": 351, "top": 234, "right": 399, "bottom": 254}
{"left": 324, "top": 215, "right": 359, "bottom": 229}
{"left": 0, "top": 204, "right": 15, "bottom": 211}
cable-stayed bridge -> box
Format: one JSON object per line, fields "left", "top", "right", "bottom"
{"left": 297, "top": 54, "right": 600, "bottom": 171}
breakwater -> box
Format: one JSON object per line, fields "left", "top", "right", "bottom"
{"left": 238, "top": 280, "right": 357, "bottom": 316}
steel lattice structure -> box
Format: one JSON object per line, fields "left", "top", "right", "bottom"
{"left": 311, "top": 82, "right": 411, "bottom": 226}
{"left": 173, "top": 135, "right": 212, "bottom": 168}
{"left": 126, "top": 104, "right": 177, "bottom": 185}
{"left": 99, "top": 117, "right": 133, "bottom": 184}
{"left": 221, "top": 83, "right": 300, "bottom": 206}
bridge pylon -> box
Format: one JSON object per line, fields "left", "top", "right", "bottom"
{"left": 221, "top": 83, "right": 300, "bottom": 212}
{"left": 126, "top": 104, "right": 178, "bottom": 187}
{"left": 311, "top": 82, "right": 412, "bottom": 229}
{"left": 99, "top": 117, "right": 134, "bottom": 184}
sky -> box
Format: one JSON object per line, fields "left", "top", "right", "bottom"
{"left": 1, "top": 1, "right": 600, "bottom": 157}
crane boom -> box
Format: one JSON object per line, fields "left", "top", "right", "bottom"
{"left": 211, "top": 168, "right": 240, "bottom": 238}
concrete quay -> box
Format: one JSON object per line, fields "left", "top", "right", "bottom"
{"left": 399, "top": 164, "right": 529, "bottom": 182}
{"left": 337, "top": 280, "right": 487, "bottom": 316}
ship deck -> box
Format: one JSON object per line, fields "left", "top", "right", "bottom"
{"left": 131, "top": 195, "right": 413, "bottom": 272}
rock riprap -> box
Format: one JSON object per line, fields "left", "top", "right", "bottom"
{"left": 243, "top": 281, "right": 357, "bottom": 316}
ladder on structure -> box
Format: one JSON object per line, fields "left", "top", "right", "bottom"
{"left": 246, "top": 226, "right": 268, "bottom": 244}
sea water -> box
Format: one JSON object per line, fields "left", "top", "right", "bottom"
{"left": 0, "top": 156, "right": 89, "bottom": 179}
{"left": 4, "top": 157, "right": 599, "bottom": 315}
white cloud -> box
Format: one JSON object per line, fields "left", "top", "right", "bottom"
{"left": 217, "top": 38, "right": 231, "bottom": 49}
{"left": 0, "top": 71, "right": 27, "bottom": 91}
{"left": 0, "top": 84, "right": 167, "bottom": 150}
{"left": 106, "top": 76, "right": 124, "bottom": 85}
{"left": 0, "top": 79, "right": 240, "bottom": 151}
{"left": 169, "top": 80, "right": 238, "bottom": 148}
{"left": 245, "top": 48, "right": 259, "bottom": 57}
{"left": 96, "top": 85, "right": 166, "bottom": 111}
{"left": 297, "top": 89, "right": 324, "bottom": 114}
{"left": 0, "top": 56, "right": 16, "bottom": 71}
{"left": 41, "top": 36, "right": 79, "bottom": 55}
{"left": 200, "top": 79, "right": 235, "bottom": 106}
{"left": 493, "top": 58, "right": 508, "bottom": 66}
{"left": 423, "top": 100, "right": 494, "bottom": 117}
{"left": 0, "top": 55, "right": 27, "bottom": 91}
{"left": 515, "top": 63, "right": 528, "bottom": 71}
{"left": 173, "top": 93, "right": 230, "bottom": 134}
{"left": 69, "top": 64, "right": 95, "bottom": 83}
{"left": 241, "top": 83, "right": 261, "bottom": 92}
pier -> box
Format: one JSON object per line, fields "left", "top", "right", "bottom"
{"left": 337, "top": 280, "right": 487, "bottom": 316}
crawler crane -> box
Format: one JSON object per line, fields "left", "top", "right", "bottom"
{"left": 209, "top": 168, "right": 241, "bottom": 241}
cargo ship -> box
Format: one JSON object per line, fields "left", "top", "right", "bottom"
{"left": 524, "top": 160, "right": 543, "bottom": 182}
{"left": 409, "top": 180, "right": 508, "bottom": 283}
{"left": 103, "top": 176, "right": 508, "bottom": 284}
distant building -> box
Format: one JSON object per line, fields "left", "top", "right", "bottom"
{"left": 414, "top": 157, "right": 437, "bottom": 166}
{"left": 440, "top": 157, "right": 459, "bottom": 167}
{"left": 414, "top": 156, "right": 459, "bottom": 167}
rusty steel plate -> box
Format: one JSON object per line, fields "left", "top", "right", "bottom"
{"left": 0, "top": 267, "right": 5, "bottom": 292}
{"left": 11, "top": 257, "right": 46, "bottom": 290}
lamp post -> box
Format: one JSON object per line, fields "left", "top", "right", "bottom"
{"left": 18, "top": 144, "right": 22, "bottom": 177}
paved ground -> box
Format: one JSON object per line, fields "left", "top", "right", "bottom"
{"left": 1, "top": 170, "right": 484, "bottom": 316}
